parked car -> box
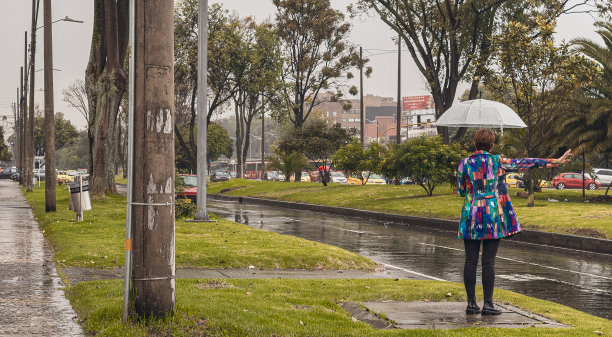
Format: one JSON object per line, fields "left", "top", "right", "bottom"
{"left": 289, "top": 171, "right": 311, "bottom": 182}
{"left": 329, "top": 171, "right": 347, "bottom": 184}
{"left": 593, "top": 168, "right": 612, "bottom": 187}
{"left": 552, "top": 172, "right": 599, "bottom": 190}
{"left": 263, "top": 170, "right": 285, "bottom": 181}
{"left": 347, "top": 172, "right": 386, "bottom": 185}
{"left": 210, "top": 170, "right": 230, "bottom": 182}
{"left": 176, "top": 174, "right": 197, "bottom": 202}
{"left": 505, "top": 174, "right": 523, "bottom": 188}
{"left": 57, "top": 170, "right": 73, "bottom": 184}
{"left": 0, "top": 167, "right": 17, "bottom": 180}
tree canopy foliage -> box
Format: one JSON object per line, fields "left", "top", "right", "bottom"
{"left": 277, "top": 119, "right": 355, "bottom": 185}
{"left": 381, "top": 136, "right": 466, "bottom": 196}
{"left": 0, "top": 126, "right": 11, "bottom": 163}
{"left": 33, "top": 109, "right": 78, "bottom": 157}
{"left": 333, "top": 140, "right": 385, "bottom": 184}
{"left": 273, "top": 0, "right": 366, "bottom": 128}
{"left": 485, "top": 16, "right": 598, "bottom": 205}
{"left": 353, "top": 0, "right": 587, "bottom": 142}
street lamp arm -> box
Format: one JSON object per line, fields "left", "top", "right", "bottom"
{"left": 36, "top": 16, "right": 83, "bottom": 29}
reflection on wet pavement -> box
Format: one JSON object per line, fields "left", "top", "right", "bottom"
{"left": 0, "top": 181, "right": 82, "bottom": 336}
{"left": 208, "top": 199, "right": 612, "bottom": 320}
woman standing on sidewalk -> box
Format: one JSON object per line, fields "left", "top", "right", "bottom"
{"left": 456, "top": 129, "right": 572, "bottom": 315}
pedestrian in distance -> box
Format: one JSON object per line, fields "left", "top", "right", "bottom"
{"left": 456, "top": 129, "right": 572, "bottom": 315}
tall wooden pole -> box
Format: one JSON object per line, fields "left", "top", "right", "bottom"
{"left": 131, "top": 0, "right": 176, "bottom": 318}
{"left": 21, "top": 32, "right": 28, "bottom": 185}
{"left": 15, "top": 88, "right": 20, "bottom": 179}
{"left": 359, "top": 46, "right": 364, "bottom": 145}
{"left": 26, "top": 0, "right": 39, "bottom": 192}
{"left": 43, "top": 0, "right": 56, "bottom": 211}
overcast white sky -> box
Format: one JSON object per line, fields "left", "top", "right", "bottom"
{"left": 0, "top": 0, "right": 601, "bottom": 133}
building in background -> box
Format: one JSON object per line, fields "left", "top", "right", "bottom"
{"left": 314, "top": 92, "right": 437, "bottom": 144}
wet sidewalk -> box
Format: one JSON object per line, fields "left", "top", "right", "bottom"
{"left": 0, "top": 180, "right": 82, "bottom": 336}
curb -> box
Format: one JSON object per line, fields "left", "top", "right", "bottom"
{"left": 208, "top": 193, "right": 612, "bottom": 255}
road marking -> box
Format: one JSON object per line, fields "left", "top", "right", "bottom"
{"left": 379, "top": 262, "right": 447, "bottom": 282}
{"left": 419, "top": 243, "right": 612, "bottom": 281}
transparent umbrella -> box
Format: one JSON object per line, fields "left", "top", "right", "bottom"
{"left": 435, "top": 99, "right": 526, "bottom": 135}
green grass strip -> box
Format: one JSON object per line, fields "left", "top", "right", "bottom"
{"left": 23, "top": 182, "right": 374, "bottom": 270}
{"left": 208, "top": 180, "right": 612, "bottom": 239}
{"left": 67, "top": 278, "right": 612, "bottom": 336}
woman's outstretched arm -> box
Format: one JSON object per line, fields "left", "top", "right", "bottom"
{"left": 500, "top": 149, "right": 573, "bottom": 172}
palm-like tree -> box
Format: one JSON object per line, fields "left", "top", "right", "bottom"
{"left": 563, "top": 22, "right": 612, "bottom": 194}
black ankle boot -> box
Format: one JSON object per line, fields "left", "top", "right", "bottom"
{"left": 481, "top": 300, "right": 502, "bottom": 315}
{"left": 466, "top": 298, "right": 481, "bottom": 314}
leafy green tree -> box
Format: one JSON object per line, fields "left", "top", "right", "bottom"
{"left": 33, "top": 109, "right": 78, "bottom": 157}
{"left": 174, "top": 2, "right": 242, "bottom": 172}
{"left": 56, "top": 131, "right": 89, "bottom": 170}
{"left": 353, "top": 0, "right": 585, "bottom": 142}
{"left": 273, "top": 0, "right": 366, "bottom": 129}
{"left": 278, "top": 119, "right": 354, "bottom": 186}
{"left": 0, "top": 126, "right": 12, "bottom": 163}
{"left": 266, "top": 150, "right": 310, "bottom": 183}
{"left": 333, "top": 140, "right": 365, "bottom": 178}
{"left": 334, "top": 140, "right": 385, "bottom": 184}
{"left": 383, "top": 136, "right": 466, "bottom": 196}
{"left": 557, "top": 22, "right": 612, "bottom": 195}
{"left": 233, "top": 19, "right": 283, "bottom": 178}
{"left": 486, "top": 16, "right": 598, "bottom": 206}
{"left": 175, "top": 122, "right": 233, "bottom": 172}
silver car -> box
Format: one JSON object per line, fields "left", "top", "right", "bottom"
{"left": 593, "top": 168, "right": 612, "bottom": 187}
{"left": 329, "top": 171, "right": 347, "bottom": 184}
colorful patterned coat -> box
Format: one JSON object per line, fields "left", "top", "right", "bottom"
{"left": 456, "top": 150, "right": 559, "bottom": 240}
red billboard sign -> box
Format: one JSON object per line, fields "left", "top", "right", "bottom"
{"left": 402, "top": 95, "right": 434, "bottom": 111}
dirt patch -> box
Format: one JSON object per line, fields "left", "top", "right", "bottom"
{"left": 590, "top": 195, "right": 612, "bottom": 202}
{"left": 218, "top": 186, "right": 248, "bottom": 194}
{"left": 565, "top": 228, "right": 607, "bottom": 239}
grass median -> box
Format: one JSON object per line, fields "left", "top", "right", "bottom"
{"left": 23, "top": 182, "right": 374, "bottom": 270}
{"left": 20, "top": 182, "right": 612, "bottom": 336}
{"left": 208, "top": 180, "right": 612, "bottom": 239}
{"left": 67, "top": 278, "right": 612, "bottom": 336}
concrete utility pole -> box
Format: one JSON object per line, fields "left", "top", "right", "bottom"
{"left": 194, "top": 0, "right": 209, "bottom": 220}
{"left": 18, "top": 72, "right": 23, "bottom": 184}
{"left": 131, "top": 0, "right": 176, "bottom": 318}
{"left": 360, "top": 46, "right": 365, "bottom": 145}
{"left": 26, "top": 0, "right": 39, "bottom": 192}
{"left": 43, "top": 0, "right": 56, "bottom": 211}
{"left": 21, "top": 32, "right": 28, "bottom": 185}
{"left": 396, "top": 32, "right": 401, "bottom": 145}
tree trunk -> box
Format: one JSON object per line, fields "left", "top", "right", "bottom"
{"left": 527, "top": 172, "right": 535, "bottom": 207}
{"left": 85, "top": 0, "right": 129, "bottom": 196}
{"left": 234, "top": 100, "right": 243, "bottom": 179}
{"left": 582, "top": 152, "right": 586, "bottom": 199}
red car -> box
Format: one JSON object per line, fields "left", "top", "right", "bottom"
{"left": 552, "top": 173, "right": 599, "bottom": 190}
{"left": 177, "top": 174, "right": 197, "bottom": 203}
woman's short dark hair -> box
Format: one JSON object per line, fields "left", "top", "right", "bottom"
{"left": 474, "top": 129, "right": 495, "bottom": 151}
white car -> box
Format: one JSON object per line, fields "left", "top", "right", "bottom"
{"left": 329, "top": 171, "right": 347, "bottom": 184}
{"left": 593, "top": 168, "right": 612, "bottom": 187}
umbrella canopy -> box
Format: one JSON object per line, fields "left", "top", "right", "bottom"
{"left": 435, "top": 99, "right": 526, "bottom": 131}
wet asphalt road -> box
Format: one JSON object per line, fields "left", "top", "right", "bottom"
{"left": 0, "top": 180, "right": 82, "bottom": 336}
{"left": 207, "top": 199, "right": 612, "bottom": 320}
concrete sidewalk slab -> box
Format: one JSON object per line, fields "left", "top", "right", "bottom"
{"left": 62, "top": 266, "right": 425, "bottom": 286}
{"left": 0, "top": 180, "right": 83, "bottom": 336}
{"left": 354, "top": 301, "right": 568, "bottom": 330}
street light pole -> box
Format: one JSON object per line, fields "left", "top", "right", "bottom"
{"left": 43, "top": 0, "right": 56, "bottom": 212}
{"left": 25, "top": 0, "right": 39, "bottom": 192}
{"left": 194, "top": 0, "right": 209, "bottom": 221}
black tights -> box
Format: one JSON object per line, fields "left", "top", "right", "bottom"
{"left": 463, "top": 239, "right": 500, "bottom": 302}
